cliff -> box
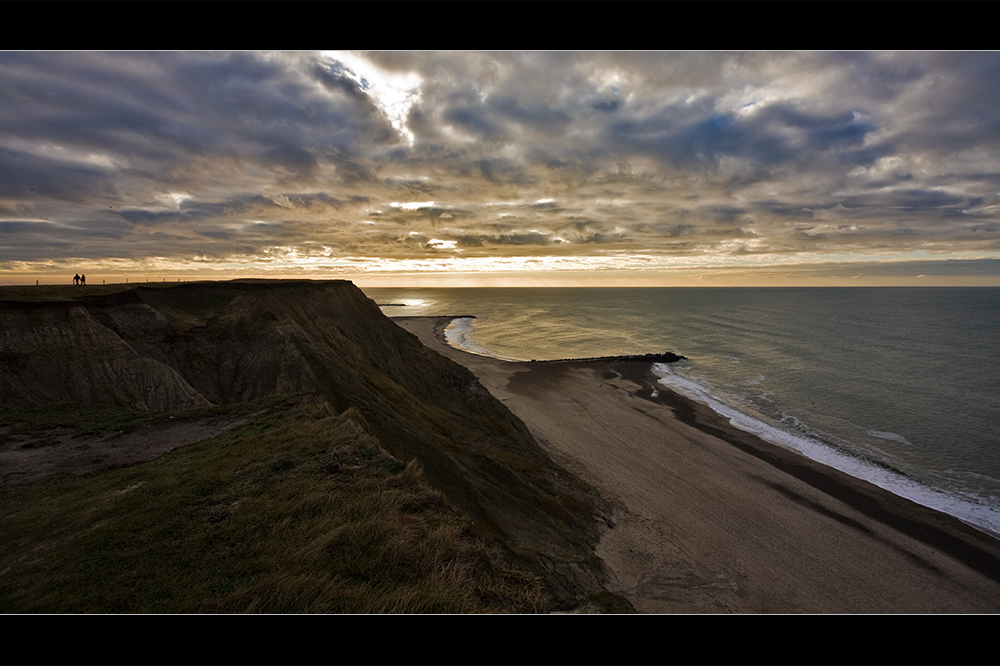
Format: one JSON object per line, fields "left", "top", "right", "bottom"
{"left": 0, "top": 280, "right": 609, "bottom": 609}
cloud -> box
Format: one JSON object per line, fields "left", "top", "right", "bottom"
{"left": 1, "top": 52, "right": 999, "bottom": 283}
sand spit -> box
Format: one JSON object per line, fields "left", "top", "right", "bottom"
{"left": 394, "top": 315, "right": 1000, "bottom": 613}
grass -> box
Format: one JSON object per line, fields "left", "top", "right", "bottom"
{"left": 0, "top": 398, "right": 547, "bottom": 613}
{"left": 0, "top": 404, "right": 163, "bottom": 440}
{"left": 0, "top": 398, "right": 282, "bottom": 448}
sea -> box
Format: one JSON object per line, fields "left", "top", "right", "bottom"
{"left": 362, "top": 286, "right": 1000, "bottom": 538}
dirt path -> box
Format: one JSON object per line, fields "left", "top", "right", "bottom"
{"left": 0, "top": 413, "right": 254, "bottom": 486}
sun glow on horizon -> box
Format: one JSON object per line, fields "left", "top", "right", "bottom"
{"left": 5, "top": 250, "right": 1000, "bottom": 288}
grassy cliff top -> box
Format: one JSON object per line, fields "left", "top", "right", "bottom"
{"left": 0, "top": 279, "right": 616, "bottom": 612}
{"left": 0, "top": 397, "right": 547, "bottom": 613}
{"left": 0, "top": 279, "right": 352, "bottom": 303}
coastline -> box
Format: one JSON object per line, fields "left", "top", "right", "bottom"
{"left": 394, "top": 315, "right": 1000, "bottom": 613}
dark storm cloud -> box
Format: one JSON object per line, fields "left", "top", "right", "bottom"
{"left": 0, "top": 218, "right": 129, "bottom": 262}
{"left": 1, "top": 51, "right": 1000, "bottom": 279}
{"left": 476, "top": 158, "right": 531, "bottom": 185}
{"left": 643, "top": 223, "right": 696, "bottom": 238}
{"left": 0, "top": 146, "right": 119, "bottom": 202}
{"left": 456, "top": 231, "right": 553, "bottom": 247}
{"left": 695, "top": 206, "right": 752, "bottom": 224}
{"left": 608, "top": 101, "right": 874, "bottom": 173}
{"left": 443, "top": 106, "right": 506, "bottom": 140}
{"left": 0, "top": 52, "right": 392, "bottom": 194}
{"left": 753, "top": 201, "right": 820, "bottom": 219}
{"left": 282, "top": 192, "right": 345, "bottom": 209}
{"left": 491, "top": 95, "right": 571, "bottom": 130}
{"left": 261, "top": 143, "right": 318, "bottom": 176}
{"left": 591, "top": 97, "right": 621, "bottom": 113}
{"left": 384, "top": 177, "right": 437, "bottom": 195}
{"left": 840, "top": 189, "right": 977, "bottom": 211}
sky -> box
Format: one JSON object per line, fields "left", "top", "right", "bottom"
{"left": 2, "top": 51, "right": 1000, "bottom": 287}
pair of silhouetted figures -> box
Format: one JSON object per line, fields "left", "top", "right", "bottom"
{"left": 73, "top": 273, "right": 86, "bottom": 286}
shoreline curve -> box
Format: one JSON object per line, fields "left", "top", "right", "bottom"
{"left": 393, "top": 314, "right": 1000, "bottom": 613}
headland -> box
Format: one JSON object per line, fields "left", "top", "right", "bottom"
{"left": 0, "top": 280, "right": 615, "bottom": 612}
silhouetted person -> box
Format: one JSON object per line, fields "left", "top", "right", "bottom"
{"left": 80, "top": 274, "right": 86, "bottom": 286}
{"left": 73, "top": 273, "right": 80, "bottom": 286}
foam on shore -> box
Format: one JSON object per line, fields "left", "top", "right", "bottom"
{"left": 443, "top": 317, "right": 523, "bottom": 362}
{"left": 651, "top": 361, "right": 1000, "bottom": 538}
{"left": 438, "top": 313, "right": 1000, "bottom": 539}
{"left": 396, "top": 313, "right": 1000, "bottom": 611}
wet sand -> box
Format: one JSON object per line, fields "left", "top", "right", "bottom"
{"left": 395, "top": 316, "right": 1000, "bottom": 613}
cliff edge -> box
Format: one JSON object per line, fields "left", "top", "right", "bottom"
{"left": 0, "top": 280, "right": 612, "bottom": 610}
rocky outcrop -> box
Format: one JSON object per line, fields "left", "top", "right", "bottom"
{"left": 0, "top": 280, "right": 610, "bottom": 609}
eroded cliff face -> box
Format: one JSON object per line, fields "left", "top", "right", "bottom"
{"left": 0, "top": 280, "right": 609, "bottom": 608}
{"left": 1, "top": 281, "right": 471, "bottom": 411}
{"left": 0, "top": 300, "right": 209, "bottom": 411}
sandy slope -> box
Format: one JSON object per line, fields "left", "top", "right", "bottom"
{"left": 395, "top": 316, "right": 1000, "bottom": 613}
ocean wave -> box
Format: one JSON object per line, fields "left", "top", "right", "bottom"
{"left": 651, "top": 361, "right": 1000, "bottom": 537}
{"left": 866, "top": 429, "right": 915, "bottom": 446}
{"left": 443, "top": 317, "right": 523, "bottom": 362}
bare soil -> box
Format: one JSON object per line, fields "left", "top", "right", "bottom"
{"left": 0, "top": 413, "right": 254, "bottom": 486}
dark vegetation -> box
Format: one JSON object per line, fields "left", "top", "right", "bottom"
{"left": 0, "top": 399, "right": 545, "bottom": 612}
{"left": 0, "top": 280, "right": 615, "bottom": 612}
{"left": 1, "top": 403, "right": 163, "bottom": 442}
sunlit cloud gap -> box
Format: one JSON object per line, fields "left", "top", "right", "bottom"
{"left": 322, "top": 51, "right": 421, "bottom": 146}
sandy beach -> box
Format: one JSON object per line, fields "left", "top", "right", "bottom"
{"left": 395, "top": 316, "right": 1000, "bottom": 613}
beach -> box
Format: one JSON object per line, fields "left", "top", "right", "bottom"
{"left": 395, "top": 315, "right": 1000, "bottom": 613}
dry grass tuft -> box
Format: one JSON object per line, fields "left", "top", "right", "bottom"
{"left": 0, "top": 399, "right": 547, "bottom": 613}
